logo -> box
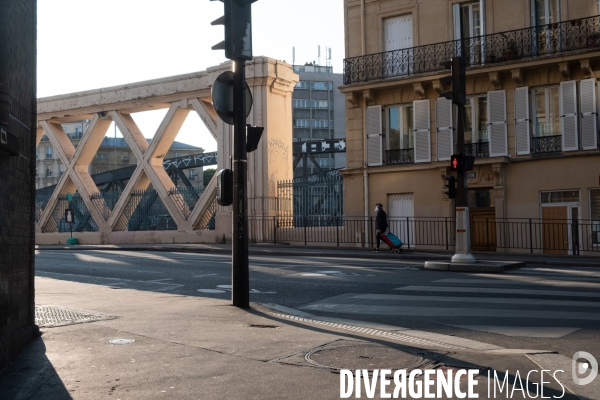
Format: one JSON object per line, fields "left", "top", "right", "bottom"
{"left": 572, "top": 351, "right": 598, "bottom": 386}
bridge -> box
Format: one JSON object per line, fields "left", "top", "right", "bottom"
{"left": 35, "top": 57, "right": 298, "bottom": 245}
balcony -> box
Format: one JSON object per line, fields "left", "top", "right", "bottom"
{"left": 344, "top": 15, "right": 600, "bottom": 85}
{"left": 464, "top": 142, "right": 489, "bottom": 158}
{"left": 533, "top": 135, "right": 562, "bottom": 154}
{"left": 385, "top": 148, "right": 414, "bottom": 165}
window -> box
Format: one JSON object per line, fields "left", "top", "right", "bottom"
{"left": 460, "top": 3, "right": 482, "bottom": 39}
{"left": 122, "top": 152, "right": 129, "bottom": 162}
{"left": 532, "top": 86, "right": 560, "bottom": 137}
{"left": 313, "top": 119, "right": 330, "bottom": 129}
{"left": 294, "top": 119, "right": 310, "bottom": 128}
{"left": 293, "top": 99, "right": 309, "bottom": 108}
{"left": 36, "top": 148, "right": 38, "bottom": 159}
{"left": 312, "top": 82, "right": 332, "bottom": 90}
{"left": 311, "top": 100, "right": 329, "bottom": 109}
{"left": 533, "top": 0, "right": 559, "bottom": 26}
{"left": 96, "top": 153, "right": 108, "bottom": 159}
{"left": 387, "top": 105, "right": 413, "bottom": 151}
{"left": 46, "top": 167, "right": 52, "bottom": 177}
{"left": 540, "top": 190, "right": 579, "bottom": 204}
{"left": 46, "top": 147, "right": 53, "bottom": 159}
{"left": 464, "top": 96, "right": 488, "bottom": 143}
{"left": 59, "top": 164, "right": 65, "bottom": 173}
{"left": 295, "top": 81, "right": 308, "bottom": 89}
{"left": 453, "top": 1, "right": 485, "bottom": 63}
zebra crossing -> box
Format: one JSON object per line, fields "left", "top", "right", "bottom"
{"left": 298, "top": 269, "right": 600, "bottom": 338}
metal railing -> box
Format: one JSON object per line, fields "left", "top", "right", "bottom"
{"left": 278, "top": 175, "right": 344, "bottom": 220}
{"left": 385, "top": 148, "right": 415, "bottom": 165}
{"left": 249, "top": 216, "right": 600, "bottom": 255}
{"left": 464, "top": 142, "right": 489, "bottom": 158}
{"left": 533, "top": 135, "right": 562, "bottom": 154}
{"left": 344, "top": 15, "right": 600, "bottom": 85}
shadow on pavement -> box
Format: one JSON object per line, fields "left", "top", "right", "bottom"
{"left": 0, "top": 335, "right": 72, "bottom": 400}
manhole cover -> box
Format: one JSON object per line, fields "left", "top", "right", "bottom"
{"left": 306, "top": 343, "right": 423, "bottom": 371}
{"left": 109, "top": 339, "right": 135, "bottom": 345}
{"left": 35, "top": 306, "right": 116, "bottom": 327}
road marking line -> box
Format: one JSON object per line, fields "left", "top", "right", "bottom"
{"left": 394, "top": 285, "right": 600, "bottom": 298}
{"left": 435, "top": 278, "right": 600, "bottom": 289}
{"left": 299, "top": 303, "right": 600, "bottom": 320}
{"left": 449, "top": 325, "right": 581, "bottom": 338}
{"left": 351, "top": 294, "right": 600, "bottom": 308}
{"left": 193, "top": 274, "right": 219, "bottom": 278}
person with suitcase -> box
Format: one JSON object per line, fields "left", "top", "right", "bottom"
{"left": 373, "top": 203, "right": 388, "bottom": 252}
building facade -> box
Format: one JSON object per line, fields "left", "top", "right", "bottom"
{"left": 292, "top": 64, "right": 346, "bottom": 177}
{"left": 0, "top": 0, "right": 37, "bottom": 372}
{"left": 341, "top": 0, "right": 600, "bottom": 254}
{"left": 36, "top": 120, "right": 205, "bottom": 190}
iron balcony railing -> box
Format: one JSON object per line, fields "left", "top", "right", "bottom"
{"left": 533, "top": 135, "right": 562, "bottom": 154}
{"left": 385, "top": 148, "right": 415, "bottom": 165}
{"left": 344, "top": 15, "right": 600, "bottom": 85}
{"left": 464, "top": 142, "right": 489, "bottom": 158}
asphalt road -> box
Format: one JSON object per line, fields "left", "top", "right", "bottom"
{"left": 35, "top": 249, "right": 600, "bottom": 357}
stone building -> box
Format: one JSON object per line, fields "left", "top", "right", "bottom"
{"left": 0, "top": 0, "right": 37, "bottom": 371}
{"left": 292, "top": 63, "right": 346, "bottom": 177}
{"left": 341, "top": 0, "right": 600, "bottom": 254}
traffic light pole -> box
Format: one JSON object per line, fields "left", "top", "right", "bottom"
{"left": 455, "top": 103, "right": 467, "bottom": 208}
{"left": 232, "top": 59, "right": 249, "bottom": 308}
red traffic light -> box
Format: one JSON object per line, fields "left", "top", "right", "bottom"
{"left": 450, "top": 154, "right": 463, "bottom": 172}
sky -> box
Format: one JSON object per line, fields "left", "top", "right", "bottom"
{"left": 37, "top": 0, "right": 345, "bottom": 152}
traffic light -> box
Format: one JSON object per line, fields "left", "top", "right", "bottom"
{"left": 439, "top": 56, "right": 466, "bottom": 105}
{"left": 211, "top": 0, "right": 258, "bottom": 60}
{"left": 450, "top": 154, "right": 463, "bottom": 172}
{"left": 216, "top": 169, "right": 233, "bottom": 206}
{"left": 246, "top": 125, "right": 264, "bottom": 152}
{"left": 444, "top": 175, "right": 457, "bottom": 199}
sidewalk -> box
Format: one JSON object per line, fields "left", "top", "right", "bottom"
{"left": 0, "top": 276, "right": 579, "bottom": 400}
{"left": 35, "top": 242, "right": 600, "bottom": 268}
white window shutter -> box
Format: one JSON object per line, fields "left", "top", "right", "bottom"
{"left": 436, "top": 97, "right": 454, "bottom": 161}
{"left": 514, "top": 86, "right": 530, "bottom": 155}
{"left": 580, "top": 78, "right": 598, "bottom": 150}
{"left": 487, "top": 90, "right": 508, "bottom": 157}
{"left": 413, "top": 99, "right": 431, "bottom": 163}
{"left": 560, "top": 80, "right": 578, "bottom": 152}
{"left": 366, "top": 105, "right": 382, "bottom": 166}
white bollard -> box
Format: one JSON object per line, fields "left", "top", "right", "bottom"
{"left": 452, "top": 207, "right": 476, "bottom": 263}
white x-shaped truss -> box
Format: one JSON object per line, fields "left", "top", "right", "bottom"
{"left": 36, "top": 95, "right": 221, "bottom": 234}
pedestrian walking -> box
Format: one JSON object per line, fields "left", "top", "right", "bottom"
{"left": 373, "top": 203, "right": 388, "bottom": 252}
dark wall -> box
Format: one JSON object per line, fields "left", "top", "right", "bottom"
{"left": 0, "top": 0, "right": 38, "bottom": 370}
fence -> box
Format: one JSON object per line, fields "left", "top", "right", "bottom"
{"left": 249, "top": 216, "right": 600, "bottom": 255}
{"left": 37, "top": 187, "right": 207, "bottom": 233}
{"left": 277, "top": 175, "right": 344, "bottom": 223}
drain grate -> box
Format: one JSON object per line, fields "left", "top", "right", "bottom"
{"left": 35, "top": 305, "right": 116, "bottom": 327}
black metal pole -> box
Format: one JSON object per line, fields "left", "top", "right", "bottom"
{"left": 232, "top": 59, "right": 249, "bottom": 308}
{"left": 455, "top": 101, "right": 467, "bottom": 208}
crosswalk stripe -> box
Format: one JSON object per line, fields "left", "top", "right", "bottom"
{"left": 393, "top": 285, "right": 600, "bottom": 298}
{"left": 433, "top": 278, "right": 600, "bottom": 289}
{"left": 350, "top": 294, "right": 600, "bottom": 308}
{"left": 299, "top": 303, "right": 600, "bottom": 320}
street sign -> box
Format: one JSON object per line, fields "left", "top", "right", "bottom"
{"left": 65, "top": 208, "right": 74, "bottom": 223}
{"left": 212, "top": 71, "right": 253, "bottom": 125}
{"left": 66, "top": 192, "right": 73, "bottom": 201}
